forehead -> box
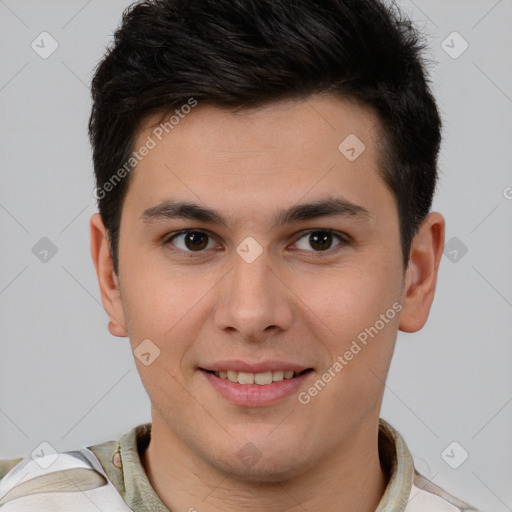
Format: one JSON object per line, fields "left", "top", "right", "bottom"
{"left": 124, "top": 94, "right": 393, "bottom": 225}
{"left": 139, "top": 95, "right": 382, "bottom": 160}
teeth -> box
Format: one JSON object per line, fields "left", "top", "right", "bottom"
{"left": 273, "top": 370, "right": 285, "bottom": 381}
{"left": 238, "top": 372, "right": 254, "bottom": 384}
{"left": 254, "top": 371, "right": 272, "bottom": 385}
{"left": 213, "top": 370, "right": 300, "bottom": 385}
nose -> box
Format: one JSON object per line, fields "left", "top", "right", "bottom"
{"left": 214, "top": 247, "right": 293, "bottom": 341}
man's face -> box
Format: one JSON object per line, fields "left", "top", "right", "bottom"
{"left": 109, "top": 95, "right": 406, "bottom": 479}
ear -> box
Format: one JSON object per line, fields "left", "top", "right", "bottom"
{"left": 399, "top": 212, "right": 445, "bottom": 333}
{"left": 90, "top": 213, "right": 128, "bottom": 337}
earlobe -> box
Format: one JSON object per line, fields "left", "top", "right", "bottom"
{"left": 398, "top": 212, "right": 445, "bottom": 333}
{"left": 108, "top": 319, "right": 126, "bottom": 337}
{"left": 90, "top": 213, "right": 128, "bottom": 338}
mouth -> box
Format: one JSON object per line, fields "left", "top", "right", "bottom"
{"left": 199, "top": 367, "right": 315, "bottom": 407}
{"left": 202, "top": 368, "right": 313, "bottom": 385}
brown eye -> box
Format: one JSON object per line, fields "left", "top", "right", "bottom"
{"left": 167, "top": 230, "right": 216, "bottom": 252}
{"left": 294, "top": 230, "right": 344, "bottom": 252}
{"left": 184, "top": 231, "right": 208, "bottom": 251}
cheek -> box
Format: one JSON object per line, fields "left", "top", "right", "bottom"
{"left": 292, "top": 260, "right": 401, "bottom": 342}
{"left": 120, "top": 266, "right": 203, "bottom": 406}
{"left": 292, "top": 258, "right": 401, "bottom": 404}
{"left": 119, "top": 259, "right": 196, "bottom": 356}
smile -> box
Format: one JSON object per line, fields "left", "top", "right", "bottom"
{"left": 201, "top": 368, "right": 314, "bottom": 407}
{"left": 206, "top": 369, "right": 311, "bottom": 385}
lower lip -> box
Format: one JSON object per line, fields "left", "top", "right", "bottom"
{"left": 201, "top": 370, "right": 313, "bottom": 407}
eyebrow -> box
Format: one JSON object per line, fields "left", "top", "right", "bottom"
{"left": 140, "top": 196, "right": 372, "bottom": 229}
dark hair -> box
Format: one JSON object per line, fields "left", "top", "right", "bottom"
{"left": 89, "top": 0, "right": 441, "bottom": 275}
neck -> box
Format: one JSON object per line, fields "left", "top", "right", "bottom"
{"left": 141, "top": 416, "right": 387, "bottom": 512}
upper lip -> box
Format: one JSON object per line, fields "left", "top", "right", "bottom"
{"left": 200, "top": 360, "right": 313, "bottom": 373}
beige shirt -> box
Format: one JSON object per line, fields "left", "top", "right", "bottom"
{"left": 0, "top": 419, "right": 479, "bottom": 511}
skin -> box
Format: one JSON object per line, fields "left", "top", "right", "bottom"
{"left": 90, "top": 94, "right": 444, "bottom": 512}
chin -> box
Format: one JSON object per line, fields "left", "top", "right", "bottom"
{"left": 202, "top": 443, "right": 313, "bottom": 484}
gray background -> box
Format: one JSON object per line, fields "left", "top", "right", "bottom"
{"left": 1, "top": 1, "right": 511, "bottom": 511}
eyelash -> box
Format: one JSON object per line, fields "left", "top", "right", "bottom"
{"left": 162, "top": 229, "right": 350, "bottom": 258}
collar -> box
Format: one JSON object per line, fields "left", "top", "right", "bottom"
{"left": 88, "top": 418, "right": 415, "bottom": 512}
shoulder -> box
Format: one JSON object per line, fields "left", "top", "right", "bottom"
{"left": 0, "top": 458, "right": 24, "bottom": 481}
{"left": 0, "top": 440, "right": 132, "bottom": 511}
{"left": 377, "top": 419, "right": 480, "bottom": 512}
{"left": 405, "top": 470, "right": 481, "bottom": 512}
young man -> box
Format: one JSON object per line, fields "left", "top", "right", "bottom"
{"left": 0, "top": 0, "right": 479, "bottom": 510}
